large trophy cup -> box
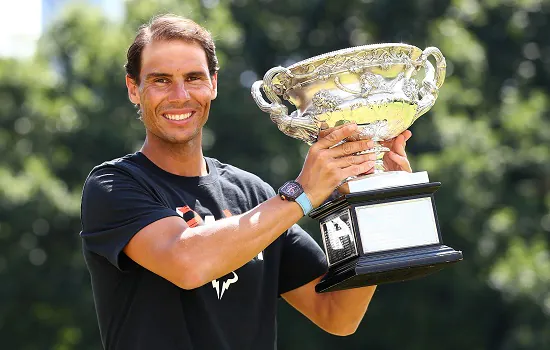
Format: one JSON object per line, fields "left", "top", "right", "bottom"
{"left": 252, "top": 44, "right": 463, "bottom": 293}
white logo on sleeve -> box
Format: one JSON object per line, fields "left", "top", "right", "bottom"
{"left": 212, "top": 272, "right": 239, "bottom": 300}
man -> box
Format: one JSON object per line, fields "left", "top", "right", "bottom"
{"left": 80, "top": 14, "right": 412, "bottom": 350}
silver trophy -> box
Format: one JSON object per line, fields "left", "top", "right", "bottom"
{"left": 252, "top": 43, "right": 463, "bottom": 292}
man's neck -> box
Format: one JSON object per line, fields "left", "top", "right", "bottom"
{"left": 140, "top": 135, "right": 208, "bottom": 177}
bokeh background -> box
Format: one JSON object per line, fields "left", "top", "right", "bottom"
{"left": 1, "top": 0, "right": 550, "bottom": 349}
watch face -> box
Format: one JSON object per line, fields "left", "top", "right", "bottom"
{"left": 282, "top": 181, "right": 303, "bottom": 199}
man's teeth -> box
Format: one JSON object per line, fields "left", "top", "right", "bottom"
{"left": 164, "top": 113, "right": 192, "bottom": 120}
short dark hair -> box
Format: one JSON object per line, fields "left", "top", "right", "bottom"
{"left": 125, "top": 14, "right": 219, "bottom": 84}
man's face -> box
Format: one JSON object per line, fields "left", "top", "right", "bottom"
{"left": 126, "top": 40, "right": 217, "bottom": 145}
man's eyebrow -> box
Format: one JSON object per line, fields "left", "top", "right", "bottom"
{"left": 144, "top": 71, "right": 209, "bottom": 80}
{"left": 185, "top": 71, "right": 209, "bottom": 77}
{"left": 145, "top": 72, "right": 172, "bottom": 80}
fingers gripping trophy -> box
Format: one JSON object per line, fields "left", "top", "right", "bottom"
{"left": 252, "top": 44, "right": 463, "bottom": 292}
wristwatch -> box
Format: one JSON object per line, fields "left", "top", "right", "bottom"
{"left": 278, "top": 180, "right": 313, "bottom": 216}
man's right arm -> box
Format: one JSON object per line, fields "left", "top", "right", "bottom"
{"left": 123, "top": 124, "right": 375, "bottom": 289}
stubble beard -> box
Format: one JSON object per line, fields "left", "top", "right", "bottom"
{"left": 141, "top": 107, "right": 204, "bottom": 147}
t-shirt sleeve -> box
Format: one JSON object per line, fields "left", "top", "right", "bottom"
{"left": 80, "top": 166, "right": 180, "bottom": 271}
{"left": 278, "top": 224, "right": 328, "bottom": 295}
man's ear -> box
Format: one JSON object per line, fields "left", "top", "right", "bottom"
{"left": 211, "top": 72, "right": 218, "bottom": 100}
{"left": 126, "top": 75, "right": 141, "bottom": 105}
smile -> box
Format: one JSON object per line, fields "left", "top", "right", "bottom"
{"left": 163, "top": 112, "right": 193, "bottom": 120}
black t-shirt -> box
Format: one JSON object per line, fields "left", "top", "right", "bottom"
{"left": 80, "top": 152, "right": 328, "bottom": 350}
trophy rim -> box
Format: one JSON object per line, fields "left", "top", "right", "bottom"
{"left": 286, "top": 43, "right": 422, "bottom": 70}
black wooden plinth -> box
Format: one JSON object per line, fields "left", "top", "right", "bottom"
{"left": 310, "top": 182, "right": 463, "bottom": 293}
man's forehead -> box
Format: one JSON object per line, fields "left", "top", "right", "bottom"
{"left": 141, "top": 40, "right": 209, "bottom": 72}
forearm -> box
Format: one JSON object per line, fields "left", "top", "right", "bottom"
{"left": 324, "top": 285, "right": 377, "bottom": 335}
{"left": 176, "top": 195, "right": 303, "bottom": 287}
{"left": 283, "top": 277, "right": 376, "bottom": 336}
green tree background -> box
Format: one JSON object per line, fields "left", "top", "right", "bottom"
{"left": 1, "top": 0, "right": 549, "bottom": 349}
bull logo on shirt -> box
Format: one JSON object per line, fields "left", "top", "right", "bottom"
{"left": 175, "top": 205, "right": 263, "bottom": 300}
{"left": 211, "top": 272, "right": 238, "bottom": 300}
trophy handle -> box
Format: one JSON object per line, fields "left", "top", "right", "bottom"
{"left": 414, "top": 47, "right": 447, "bottom": 121}
{"left": 251, "top": 67, "right": 320, "bottom": 144}
{"left": 251, "top": 66, "right": 289, "bottom": 115}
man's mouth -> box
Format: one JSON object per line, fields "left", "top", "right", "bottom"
{"left": 163, "top": 112, "right": 194, "bottom": 121}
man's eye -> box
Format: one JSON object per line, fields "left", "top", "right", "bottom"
{"left": 155, "top": 78, "right": 169, "bottom": 84}
{"left": 187, "top": 76, "right": 201, "bottom": 82}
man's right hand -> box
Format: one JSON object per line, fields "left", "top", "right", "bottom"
{"left": 296, "top": 123, "right": 375, "bottom": 208}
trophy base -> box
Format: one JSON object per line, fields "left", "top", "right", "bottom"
{"left": 310, "top": 180, "right": 463, "bottom": 293}
{"left": 315, "top": 244, "right": 463, "bottom": 293}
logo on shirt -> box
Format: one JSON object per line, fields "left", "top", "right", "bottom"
{"left": 211, "top": 271, "right": 238, "bottom": 300}
{"left": 175, "top": 205, "right": 263, "bottom": 300}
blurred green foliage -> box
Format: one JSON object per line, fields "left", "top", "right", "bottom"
{"left": 0, "top": 0, "right": 549, "bottom": 349}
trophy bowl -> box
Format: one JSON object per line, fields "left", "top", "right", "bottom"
{"left": 252, "top": 43, "right": 446, "bottom": 173}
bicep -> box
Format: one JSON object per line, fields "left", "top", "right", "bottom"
{"left": 278, "top": 225, "right": 332, "bottom": 331}
{"left": 278, "top": 224, "right": 328, "bottom": 294}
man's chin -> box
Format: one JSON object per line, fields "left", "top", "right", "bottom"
{"left": 146, "top": 127, "right": 201, "bottom": 146}
{"left": 163, "top": 132, "right": 201, "bottom": 145}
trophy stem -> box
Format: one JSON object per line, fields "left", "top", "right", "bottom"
{"left": 355, "top": 140, "right": 389, "bottom": 174}
{"left": 370, "top": 140, "right": 389, "bottom": 174}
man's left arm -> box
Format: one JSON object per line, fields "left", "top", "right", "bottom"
{"left": 282, "top": 130, "right": 413, "bottom": 335}
{"left": 282, "top": 277, "right": 376, "bottom": 336}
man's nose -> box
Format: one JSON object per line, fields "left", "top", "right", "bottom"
{"left": 168, "top": 82, "right": 191, "bottom": 101}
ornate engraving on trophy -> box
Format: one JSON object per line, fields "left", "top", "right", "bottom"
{"left": 311, "top": 90, "right": 343, "bottom": 115}
{"left": 358, "top": 119, "right": 389, "bottom": 141}
{"left": 284, "top": 45, "right": 416, "bottom": 86}
{"left": 402, "top": 78, "right": 420, "bottom": 100}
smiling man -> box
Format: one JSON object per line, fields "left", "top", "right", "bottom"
{"left": 80, "top": 14, "right": 412, "bottom": 350}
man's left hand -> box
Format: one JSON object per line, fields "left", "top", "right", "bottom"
{"left": 381, "top": 130, "right": 412, "bottom": 173}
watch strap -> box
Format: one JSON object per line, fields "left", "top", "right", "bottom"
{"left": 295, "top": 192, "right": 313, "bottom": 216}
